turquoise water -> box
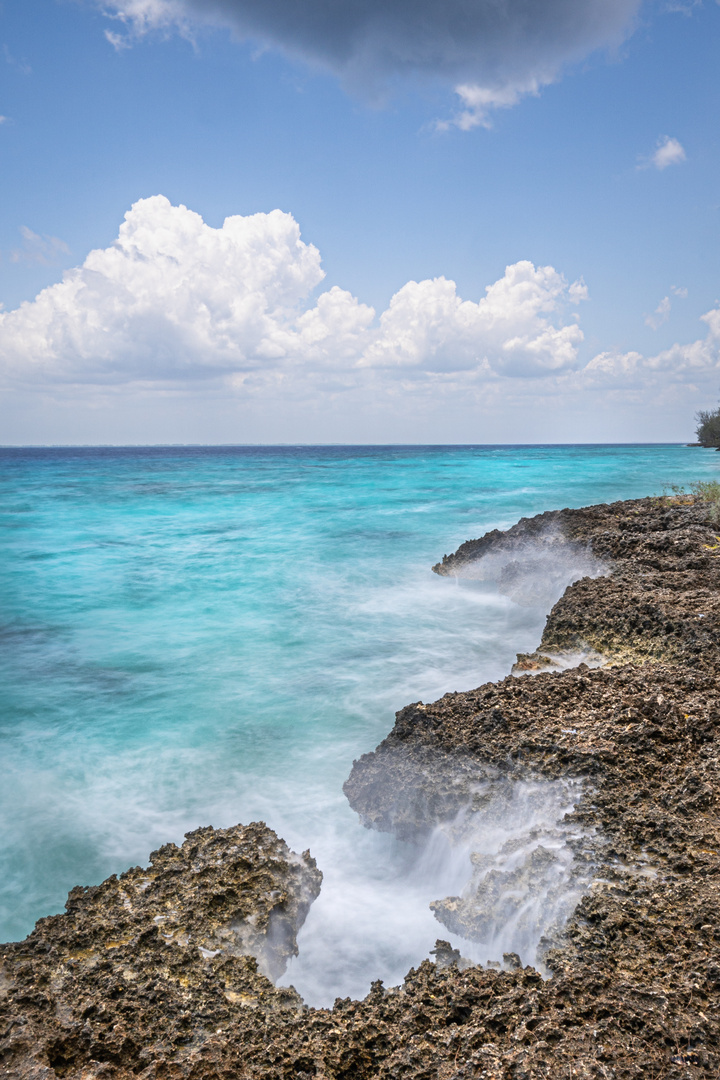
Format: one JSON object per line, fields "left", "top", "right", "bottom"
{"left": 1, "top": 444, "right": 717, "bottom": 1001}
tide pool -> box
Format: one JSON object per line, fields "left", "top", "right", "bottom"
{"left": 1, "top": 444, "right": 717, "bottom": 1002}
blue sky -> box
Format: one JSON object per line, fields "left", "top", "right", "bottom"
{"left": 1, "top": 0, "right": 719, "bottom": 443}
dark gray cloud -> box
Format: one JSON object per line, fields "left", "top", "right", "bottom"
{"left": 108, "top": 0, "right": 644, "bottom": 94}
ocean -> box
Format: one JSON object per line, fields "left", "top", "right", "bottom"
{"left": 1, "top": 444, "right": 717, "bottom": 1004}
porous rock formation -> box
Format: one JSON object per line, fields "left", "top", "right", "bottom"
{"left": 432, "top": 494, "right": 719, "bottom": 668}
{"left": 344, "top": 494, "right": 720, "bottom": 1077}
{"left": 3, "top": 494, "right": 720, "bottom": 1079}
{"left": 0, "top": 823, "right": 321, "bottom": 1078}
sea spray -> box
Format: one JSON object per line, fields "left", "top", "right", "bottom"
{"left": 1, "top": 445, "right": 713, "bottom": 982}
{"left": 280, "top": 778, "right": 593, "bottom": 1005}
{"left": 427, "top": 778, "right": 595, "bottom": 972}
{"left": 434, "top": 528, "right": 610, "bottom": 609}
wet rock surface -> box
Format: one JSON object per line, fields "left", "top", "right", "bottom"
{"left": 4, "top": 494, "right": 720, "bottom": 1078}
{"left": 433, "top": 494, "right": 720, "bottom": 669}
{"left": 0, "top": 823, "right": 321, "bottom": 1078}
{"left": 343, "top": 494, "right": 720, "bottom": 1077}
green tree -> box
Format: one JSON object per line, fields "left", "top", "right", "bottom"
{"left": 695, "top": 403, "right": 720, "bottom": 447}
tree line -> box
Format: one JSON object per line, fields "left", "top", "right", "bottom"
{"left": 695, "top": 404, "right": 720, "bottom": 447}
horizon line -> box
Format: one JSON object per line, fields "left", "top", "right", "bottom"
{"left": 0, "top": 441, "right": 702, "bottom": 450}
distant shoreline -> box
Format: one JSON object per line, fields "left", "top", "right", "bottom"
{"left": 0, "top": 440, "right": 702, "bottom": 451}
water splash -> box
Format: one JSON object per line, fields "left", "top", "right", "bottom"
{"left": 280, "top": 778, "right": 595, "bottom": 1005}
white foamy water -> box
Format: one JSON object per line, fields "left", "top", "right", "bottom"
{"left": 2, "top": 445, "right": 710, "bottom": 1002}
{"left": 280, "top": 779, "right": 591, "bottom": 1005}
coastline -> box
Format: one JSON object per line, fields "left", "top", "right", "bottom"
{"left": 3, "top": 493, "right": 720, "bottom": 1078}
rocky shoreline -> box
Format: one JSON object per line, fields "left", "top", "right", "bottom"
{"left": 3, "top": 494, "right": 720, "bottom": 1078}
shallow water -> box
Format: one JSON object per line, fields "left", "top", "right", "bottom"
{"left": 1, "top": 444, "right": 716, "bottom": 1003}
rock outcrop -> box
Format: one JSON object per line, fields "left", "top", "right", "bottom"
{"left": 341, "top": 494, "right": 720, "bottom": 1077}
{"left": 4, "top": 494, "right": 720, "bottom": 1079}
{"left": 0, "top": 823, "right": 321, "bottom": 1078}
{"left": 432, "top": 494, "right": 720, "bottom": 669}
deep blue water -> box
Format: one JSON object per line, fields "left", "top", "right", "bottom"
{"left": 1, "top": 444, "right": 717, "bottom": 1001}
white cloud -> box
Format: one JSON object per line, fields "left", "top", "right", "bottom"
{"left": 652, "top": 135, "right": 686, "bottom": 170}
{"left": 10, "top": 226, "right": 71, "bottom": 267}
{"left": 3, "top": 44, "right": 32, "bottom": 75}
{"left": 363, "top": 263, "right": 585, "bottom": 376}
{"left": 664, "top": 1, "right": 701, "bottom": 14}
{"left": 583, "top": 350, "right": 645, "bottom": 383}
{"left": 103, "top": 0, "right": 184, "bottom": 34}
{"left": 645, "top": 295, "right": 671, "bottom": 329}
{"left": 0, "top": 197, "right": 326, "bottom": 383}
{"left": 105, "top": 29, "right": 132, "bottom": 51}
{"left": 7, "top": 195, "right": 717, "bottom": 446}
{"left": 440, "top": 81, "right": 541, "bottom": 132}
{"left": 583, "top": 304, "right": 720, "bottom": 387}
{"left": 646, "top": 306, "right": 720, "bottom": 372}
{"left": 0, "top": 196, "right": 587, "bottom": 388}
{"left": 643, "top": 285, "right": 689, "bottom": 329}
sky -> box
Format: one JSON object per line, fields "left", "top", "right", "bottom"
{"left": 0, "top": 0, "right": 719, "bottom": 444}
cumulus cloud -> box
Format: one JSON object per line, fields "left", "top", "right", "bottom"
{"left": 97, "top": 0, "right": 642, "bottom": 120}
{"left": 0, "top": 195, "right": 587, "bottom": 387}
{"left": 646, "top": 306, "right": 720, "bottom": 372}
{"left": 3, "top": 200, "right": 715, "bottom": 444}
{"left": 584, "top": 305, "right": 720, "bottom": 388}
{"left": 0, "top": 197, "right": 328, "bottom": 383}
{"left": 363, "top": 264, "right": 585, "bottom": 376}
{"left": 651, "top": 135, "right": 686, "bottom": 170}
{"left": 8, "top": 194, "right": 718, "bottom": 432}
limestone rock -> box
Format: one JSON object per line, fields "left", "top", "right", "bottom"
{"left": 0, "top": 822, "right": 321, "bottom": 1077}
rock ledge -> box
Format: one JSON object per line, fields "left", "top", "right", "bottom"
{"left": 4, "top": 495, "right": 720, "bottom": 1079}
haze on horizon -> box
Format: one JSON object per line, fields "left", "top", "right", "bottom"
{"left": 1, "top": 0, "right": 719, "bottom": 444}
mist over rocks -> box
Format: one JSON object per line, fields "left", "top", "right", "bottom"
{"left": 433, "top": 494, "right": 720, "bottom": 667}
{"left": 343, "top": 492, "right": 720, "bottom": 1076}
{"left": 4, "top": 494, "right": 720, "bottom": 1077}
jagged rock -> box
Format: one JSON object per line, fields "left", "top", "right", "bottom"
{"left": 5, "top": 494, "right": 720, "bottom": 1079}
{"left": 429, "top": 938, "right": 472, "bottom": 970}
{"left": 0, "top": 822, "right": 321, "bottom": 1078}
{"left": 434, "top": 494, "right": 720, "bottom": 668}
{"left": 340, "top": 493, "right": 720, "bottom": 1076}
